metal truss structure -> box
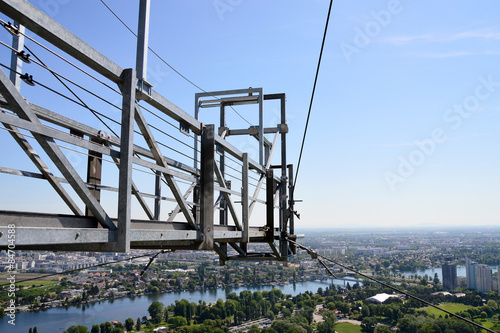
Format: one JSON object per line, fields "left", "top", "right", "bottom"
{"left": 0, "top": 0, "right": 297, "bottom": 262}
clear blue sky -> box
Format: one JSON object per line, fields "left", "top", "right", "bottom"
{"left": 1, "top": 0, "right": 500, "bottom": 228}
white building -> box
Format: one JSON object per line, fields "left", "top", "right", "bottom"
{"left": 475, "top": 264, "right": 491, "bottom": 293}
{"left": 367, "top": 293, "right": 402, "bottom": 304}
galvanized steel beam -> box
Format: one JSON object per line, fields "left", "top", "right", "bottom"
{"left": 117, "top": 69, "right": 136, "bottom": 252}
{"left": 241, "top": 153, "right": 249, "bottom": 244}
{"left": 199, "top": 125, "right": 215, "bottom": 249}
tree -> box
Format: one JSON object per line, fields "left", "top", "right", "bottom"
{"left": 374, "top": 325, "right": 391, "bottom": 333}
{"left": 169, "top": 316, "right": 188, "bottom": 328}
{"left": 271, "top": 320, "right": 307, "bottom": 333}
{"left": 361, "top": 304, "right": 371, "bottom": 318}
{"left": 487, "top": 300, "right": 498, "bottom": 310}
{"left": 135, "top": 318, "right": 141, "bottom": 331}
{"left": 64, "top": 325, "right": 89, "bottom": 333}
{"left": 148, "top": 300, "right": 164, "bottom": 324}
{"left": 248, "top": 324, "right": 261, "bottom": 333}
{"left": 282, "top": 308, "right": 292, "bottom": 317}
{"left": 124, "top": 318, "right": 134, "bottom": 331}
{"left": 164, "top": 307, "right": 169, "bottom": 322}
{"left": 337, "top": 301, "right": 350, "bottom": 315}
{"left": 262, "top": 329, "right": 278, "bottom": 333}
{"left": 317, "top": 310, "right": 336, "bottom": 333}
{"left": 361, "top": 317, "right": 378, "bottom": 333}
{"left": 433, "top": 273, "right": 440, "bottom": 285}
{"left": 91, "top": 325, "right": 99, "bottom": 333}
{"left": 266, "top": 310, "right": 275, "bottom": 320}
{"left": 100, "top": 322, "right": 113, "bottom": 333}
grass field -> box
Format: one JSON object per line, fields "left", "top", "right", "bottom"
{"left": 423, "top": 303, "right": 472, "bottom": 317}
{"left": 335, "top": 322, "right": 362, "bottom": 333}
{"left": 15, "top": 280, "right": 58, "bottom": 287}
{"left": 0, "top": 273, "right": 59, "bottom": 287}
{"left": 479, "top": 320, "right": 495, "bottom": 330}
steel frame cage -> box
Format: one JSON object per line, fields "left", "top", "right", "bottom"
{"left": 0, "top": 0, "right": 296, "bottom": 262}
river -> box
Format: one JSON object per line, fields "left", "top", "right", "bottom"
{"left": 1, "top": 279, "right": 349, "bottom": 333}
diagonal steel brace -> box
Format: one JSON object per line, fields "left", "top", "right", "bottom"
{"left": 0, "top": 69, "right": 115, "bottom": 229}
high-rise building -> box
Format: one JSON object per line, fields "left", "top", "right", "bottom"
{"left": 475, "top": 264, "right": 491, "bottom": 293}
{"left": 466, "top": 257, "right": 477, "bottom": 289}
{"left": 442, "top": 263, "right": 457, "bottom": 290}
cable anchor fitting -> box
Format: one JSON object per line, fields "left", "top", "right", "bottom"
{"left": 4, "top": 22, "right": 19, "bottom": 36}
{"left": 20, "top": 73, "right": 35, "bottom": 86}
{"left": 16, "top": 50, "right": 31, "bottom": 63}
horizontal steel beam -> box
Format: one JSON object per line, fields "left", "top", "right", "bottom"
{"left": 0, "top": 211, "right": 274, "bottom": 250}
{"left": 199, "top": 95, "right": 259, "bottom": 108}
{"left": 0, "top": 111, "right": 119, "bottom": 157}
{"left": 195, "top": 87, "right": 262, "bottom": 98}
{"left": 0, "top": 227, "right": 260, "bottom": 247}
{"left": 226, "top": 253, "right": 279, "bottom": 261}
{"left": 227, "top": 127, "right": 280, "bottom": 136}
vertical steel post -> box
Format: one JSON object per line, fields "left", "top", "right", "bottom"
{"left": 200, "top": 124, "right": 214, "bottom": 250}
{"left": 288, "top": 164, "right": 295, "bottom": 255}
{"left": 154, "top": 170, "right": 161, "bottom": 220}
{"left": 193, "top": 95, "right": 201, "bottom": 223}
{"left": 194, "top": 94, "right": 200, "bottom": 169}
{"left": 241, "top": 153, "right": 249, "bottom": 245}
{"left": 136, "top": 0, "right": 150, "bottom": 82}
{"left": 219, "top": 103, "right": 227, "bottom": 226}
{"left": 279, "top": 94, "right": 288, "bottom": 261}
{"left": 9, "top": 22, "right": 24, "bottom": 91}
{"left": 219, "top": 103, "right": 227, "bottom": 260}
{"left": 117, "top": 68, "right": 136, "bottom": 252}
{"left": 86, "top": 142, "right": 102, "bottom": 217}
{"left": 266, "top": 169, "right": 274, "bottom": 243}
{"left": 258, "top": 89, "right": 264, "bottom": 166}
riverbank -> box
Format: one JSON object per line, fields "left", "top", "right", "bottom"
{"left": 10, "top": 277, "right": 315, "bottom": 315}
{"left": 1, "top": 280, "right": 340, "bottom": 333}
